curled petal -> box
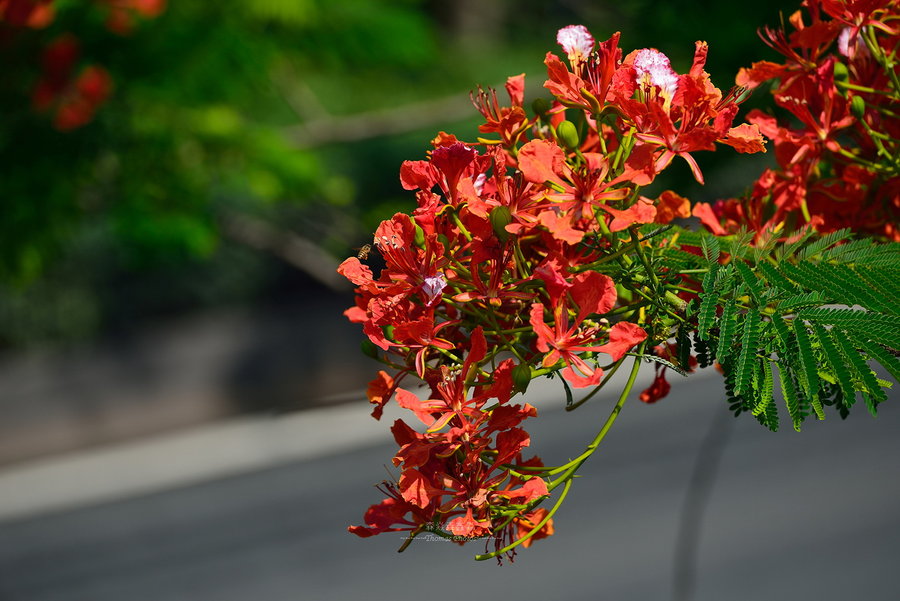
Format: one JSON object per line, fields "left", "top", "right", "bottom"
{"left": 400, "top": 160, "right": 439, "bottom": 191}
{"left": 596, "top": 322, "right": 647, "bottom": 362}
{"left": 652, "top": 190, "right": 691, "bottom": 224}
{"left": 337, "top": 257, "right": 373, "bottom": 286}
{"left": 722, "top": 123, "right": 767, "bottom": 154}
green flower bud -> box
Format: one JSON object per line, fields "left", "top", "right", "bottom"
{"left": 512, "top": 363, "right": 532, "bottom": 394}
{"left": 490, "top": 206, "right": 512, "bottom": 242}
{"left": 532, "top": 97, "right": 550, "bottom": 116}
{"left": 556, "top": 120, "right": 580, "bottom": 150}
{"left": 833, "top": 61, "right": 849, "bottom": 83}
{"left": 414, "top": 223, "right": 426, "bottom": 248}
{"left": 361, "top": 339, "right": 379, "bottom": 359}
{"left": 850, "top": 94, "right": 866, "bottom": 120}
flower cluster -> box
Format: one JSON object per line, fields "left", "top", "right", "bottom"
{"left": 339, "top": 25, "right": 766, "bottom": 560}
{"left": 695, "top": 0, "right": 900, "bottom": 241}
{"left": 1, "top": 0, "right": 166, "bottom": 131}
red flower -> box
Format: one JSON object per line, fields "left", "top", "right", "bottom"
{"left": 617, "top": 42, "right": 766, "bottom": 184}
{"left": 529, "top": 270, "right": 646, "bottom": 387}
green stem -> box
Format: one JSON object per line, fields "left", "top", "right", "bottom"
{"left": 630, "top": 226, "right": 660, "bottom": 289}
{"left": 451, "top": 211, "right": 473, "bottom": 241}
{"left": 565, "top": 356, "right": 626, "bottom": 411}
{"left": 548, "top": 348, "right": 644, "bottom": 486}
{"left": 473, "top": 478, "right": 573, "bottom": 561}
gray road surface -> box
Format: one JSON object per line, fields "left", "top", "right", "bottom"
{"left": 0, "top": 371, "right": 898, "bottom": 600}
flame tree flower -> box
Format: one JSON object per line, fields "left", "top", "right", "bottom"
{"left": 340, "top": 13, "right": 900, "bottom": 563}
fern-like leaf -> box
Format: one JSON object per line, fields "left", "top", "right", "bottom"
{"left": 847, "top": 334, "right": 900, "bottom": 383}
{"left": 676, "top": 324, "right": 691, "bottom": 371}
{"left": 639, "top": 354, "right": 690, "bottom": 377}
{"left": 810, "top": 324, "right": 858, "bottom": 409}
{"left": 734, "top": 261, "right": 763, "bottom": 306}
{"left": 734, "top": 312, "right": 761, "bottom": 396}
{"left": 698, "top": 264, "right": 720, "bottom": 340}
{"left": 797, "top": 262, "right": 890, "bottom": 314}
{"left": 799, "top": 308, "right": 900, "bottom": 348}
{"left": 778, "top": 364, "right": 803, "bottom": 432}
{"left": 724, "top": 229, "right": 754, "bottom": 261}
{"left": 753, "top": 359, "right": 775, "bottom": 418}
{"left": 852, "top": 266, "right": 900, "bottom": 314}
{"left": 832, "top": 333, "right": 887, "bottom": 417}
{"left": 769, "top": 313, "right": 794, "bottom": 358}
{"left": 757, "top": 261, "right": 802, "bottom": 295}
{"left": 694, "top": 336, "right": 714, "bottom": 369}
{"left": 778, "top": 228, "right": 816, "bottom": 261}
{"left": 715, "top": 300, "right": 739, "bottom": 362}
{"left": 777, "top": 291, "right": 829, "bottom": 313}
{"left": 798, "top": 228, "right": 852, "bottom": 260}
{"left": 826, "top": 239, "right": 900, "bottom": 266}
{"left": 701, "top": 235, "right": 720, "bottom": 266}
{"left": 792, "top": 320, "right": 824, "bottom": 420}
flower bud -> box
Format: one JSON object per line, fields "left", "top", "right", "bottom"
{"left": 512, "top": 363, "right": 532, "bottom": 394}
{"left": 850, "top": 94, "right": 866, "bottom": 120}
{"left": 361, "top": 339, "right": 379, "bottom": 359}
{"left": 532, "top": 97, "right": 550, "bottom": 116}
{"left": 414, "top": 223, "right": 426, "bottom": 248}
{"left": 833, "top": 61, "right": 849, "bottom": 83}
{"left": 556, "top": 120, "right": 580, "bottom": 150}
{"left": 490, "top": 206, "right": 512, "bottom": 242}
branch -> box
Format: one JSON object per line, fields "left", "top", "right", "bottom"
{"left": 219, "top": 211, "right": 351, "bottom": 293}
{"left": 283, "top": 93, "right": 478, "bottom": 149}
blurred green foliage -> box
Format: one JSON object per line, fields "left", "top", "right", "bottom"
{"left": 0, "top": 0, "right": 788, "bottom": 347}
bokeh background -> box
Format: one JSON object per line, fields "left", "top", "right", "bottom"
{"left": 1, "top": 1, "right": 898, "bottom": 600}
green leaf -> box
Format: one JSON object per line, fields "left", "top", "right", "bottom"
{"left": 752, "top": 231, "right": 781, "bottom": 265}
{"left": 560, "top": 374, "right": 574, "bottom": 408}
{"left": 848, "top": 333, "right": 900, "bottom": 383}
{"left": 734, "top": 261, "right": 763, "bottom": 306}
{"left": 798, "top": 308, "right": 900, "bottom": 348}
{"left": 810, "top": 324, "right": 857, "bottom": 409}
{"left": 694, "top": 336, "right": 714, "bottom": 369}
{"left": 798, "top": 228, "right": 852, "bottom": 260}
{"left": 825, "top": 239, "right": 900, "bottom": 266}
{"left": 701, "top": 235, "right": 720, "bottom": 266}
{"left": 852, "top": 266, "right": 900, "bottom": 313}
{"left": 832, "top": 333, "right": 887, "bottom": 417}
{"left": 676, "top": 324, "right": 691, "bottom": 371}
{"left": 715, "top": 299, "right": 739, "bottom": 362}
{"left": 778, "top": 364, "right": 803, "bottom": 431}
{"left": 640, "top": 354, "right": 690, "bottom": 377}
{"left": 778, "top": 228, "right": 816, "bottom": 261}
{"left": 777, "top": 291, "right": 828, "bottom": 313}
{"left": 793, "top": 320, "right": 824, "bottom": 420}
{"left": 769, "top": 313, "right": 794, "bottom": 357}
{"left": 698, "top": 263, "right": 720, "bottom": 340}
{"left": 757, "top": 260, "right": 801, "bottom": 295}
{"left": 752, "top": 359, "right": 774, "bottom": 418}
{"left": 724, "top": 229, "right": 754, "bottom": 261}
{"left": 734, "top": 312, "right": 761, "bottom": 397}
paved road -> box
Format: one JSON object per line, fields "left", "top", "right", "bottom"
{"left": 0, "top": 371, "right": 898, "bottom": 601}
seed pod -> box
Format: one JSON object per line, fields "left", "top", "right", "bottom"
{"left": 490, "top": 206, "right": 512, "bottom": 242}
{"left": 556, "top": 120, "right": 580, "bottom": 150}
{"left": 512, "top": 363, "right": 532, "bottom": 394}
{"left": 850, "top": 94, "right": 866, "bottom": 120}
